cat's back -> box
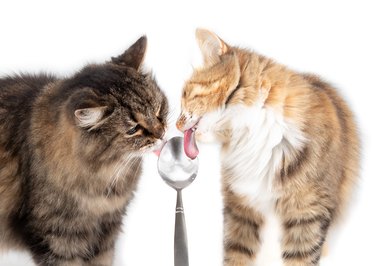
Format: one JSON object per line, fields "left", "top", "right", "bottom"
{"left": 0, "top": 74, "right": 56, "bottom": 144}
{"left": 0, "top": 73, "right": 57, "bottom": 249}
{"left": 298, "top": 73, "right": 360, "bottom": 215}
{"left": 301, "top": 73, "right": 360, "bottom": 153}
{"left": 0, "top": 73, "right": 56, "bottom": 108}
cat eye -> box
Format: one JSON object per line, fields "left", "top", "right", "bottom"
{"left": 126, "top": 125, "right": 140, "bottom": 135}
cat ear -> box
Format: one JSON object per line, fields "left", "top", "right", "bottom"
{"left": 74, "top": 106, "right": 107, "bottom": 128}
{"left": 111, "top": 36, "right": 147, "bottom": 70}
{"left": 196, "top": 28, "right": 229, "bottom": 65}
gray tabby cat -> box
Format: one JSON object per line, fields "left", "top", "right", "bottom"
{"left": 0, "top": 36, "right": 168, "bottom": 266}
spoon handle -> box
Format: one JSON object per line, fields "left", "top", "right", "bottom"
{"left": 174, "top": 189, "right": 189, "bottom": 266}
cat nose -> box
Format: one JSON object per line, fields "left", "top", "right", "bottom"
{"left": 152, "top": 124, "right": 165, "bottom": 139}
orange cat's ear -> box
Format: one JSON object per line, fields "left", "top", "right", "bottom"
{"left": 111, "top": 36, "right": 147, "bottom": 71}
{"left": 195, "top": 28, "right": 229, "bottom": 65}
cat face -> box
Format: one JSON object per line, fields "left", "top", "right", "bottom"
{"left": 63, "top": 37, "right": 168, "bottom": 158}
{"left": 176, "top": 29, "right": 242, "bottom": 141}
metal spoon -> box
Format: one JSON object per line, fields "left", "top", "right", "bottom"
{"left": 157, "top": 136, "right": 199, "bottom": 266}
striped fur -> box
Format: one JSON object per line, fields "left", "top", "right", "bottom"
{"left": 0, "top": 37, "right": 168, "bottom": 265}
{"left": 177, "top": 29, "right": 360, "bottom": 266}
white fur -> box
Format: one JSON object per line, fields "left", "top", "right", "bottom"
{"left": 195, "top": 108, "right": 224, "bottom": 142}
{"left": 74, "top": 106, "right": 106, "bottom": 128}
{"left": 179, "top": 111, "right": 200, "bottom": 131}
{"left": 197, "top": 99, "right": 306, "bottom": 265}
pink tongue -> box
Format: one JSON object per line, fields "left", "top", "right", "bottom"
{"left": 184, "top": 129, "right": 199, "bottom": 159}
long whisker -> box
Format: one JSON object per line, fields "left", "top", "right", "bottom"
{"left": 108, "top": 151, "right": 146, "bottom": 197}
{"left": 115, "top": 154, "right": 143, "bottom": 188}
{"left": 167, "top": 108, "right": 177, "bottom": 118}
{"left": 106, "top": 155, "right": 133, "bottom": 197}
{"left": 166, "top": 108, "right": 178, "bottom": 126}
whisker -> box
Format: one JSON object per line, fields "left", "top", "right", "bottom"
{"left": 115, "top": 156, "right": 142, "bottom": 188}
{"left": 106, "top": 155, "right": 133, "bottom": 197}
{"left": 168, "top": 107, "right": 177, "bottom": 117}
{"left": 133, "top": 157, "right": 142, "bottom": 176}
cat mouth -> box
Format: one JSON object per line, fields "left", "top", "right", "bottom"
{"left": 151, "top": 139, "right": 167, "bottom": 157}
{"left": 192, "top": 120, "right": 200, "bottom": 131}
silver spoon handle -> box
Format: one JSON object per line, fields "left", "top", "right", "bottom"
{"left": 174, "top": 190, "right": 189, "bottom": 266}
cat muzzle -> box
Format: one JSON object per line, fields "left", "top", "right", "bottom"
{"left": 176, "top": 113, "right": 200, "bottom": 132}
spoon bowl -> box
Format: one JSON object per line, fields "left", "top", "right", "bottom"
{"left": 158, "top": 136, "right": 198, "bottom": 190}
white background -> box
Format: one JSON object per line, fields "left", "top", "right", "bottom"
{"left": 0, "top": 1, "right": 374, "bottom": 265}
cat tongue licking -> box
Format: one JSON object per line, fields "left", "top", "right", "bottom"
{"left": 184, "top": 128, "right": 199, "bottom": 159}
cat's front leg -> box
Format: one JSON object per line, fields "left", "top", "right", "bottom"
{"left": 222, "top": 188, "right": 263, "bottom": 266}
{"left": 280, "top": 206, "right": 331, "bottom": 266}
{"left": 223, "top": 205, "right": 261, "bottom": 266}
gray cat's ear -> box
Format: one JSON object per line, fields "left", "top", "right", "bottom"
{"left": 74, "top": 106, "right": 107, "bottom": 128}
{"left": 196, "top": 28, "right": 229, "bottom": 65}
{"left": 111, "top": 36, "right": 147, "bottom": 70}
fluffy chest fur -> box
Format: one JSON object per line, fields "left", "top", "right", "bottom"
{"left": 220, "top": 104, "right": 306, "bottom": 210}
{"left": 201, "top": 103, "right": 306, "bottom": 265}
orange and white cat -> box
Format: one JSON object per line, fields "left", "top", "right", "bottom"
{"left": 177, "top": 29, "right": 360, "bottom": 266}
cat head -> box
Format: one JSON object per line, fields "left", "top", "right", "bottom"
{"left": 176, "top": 29, "right": 243, "bottom": 140}
{"left": 61, "top": 36, "right": 168, "bottom": 159}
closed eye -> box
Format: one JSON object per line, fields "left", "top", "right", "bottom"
{"left": 126, "top": 125, "right": 140, "bottom": 135}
